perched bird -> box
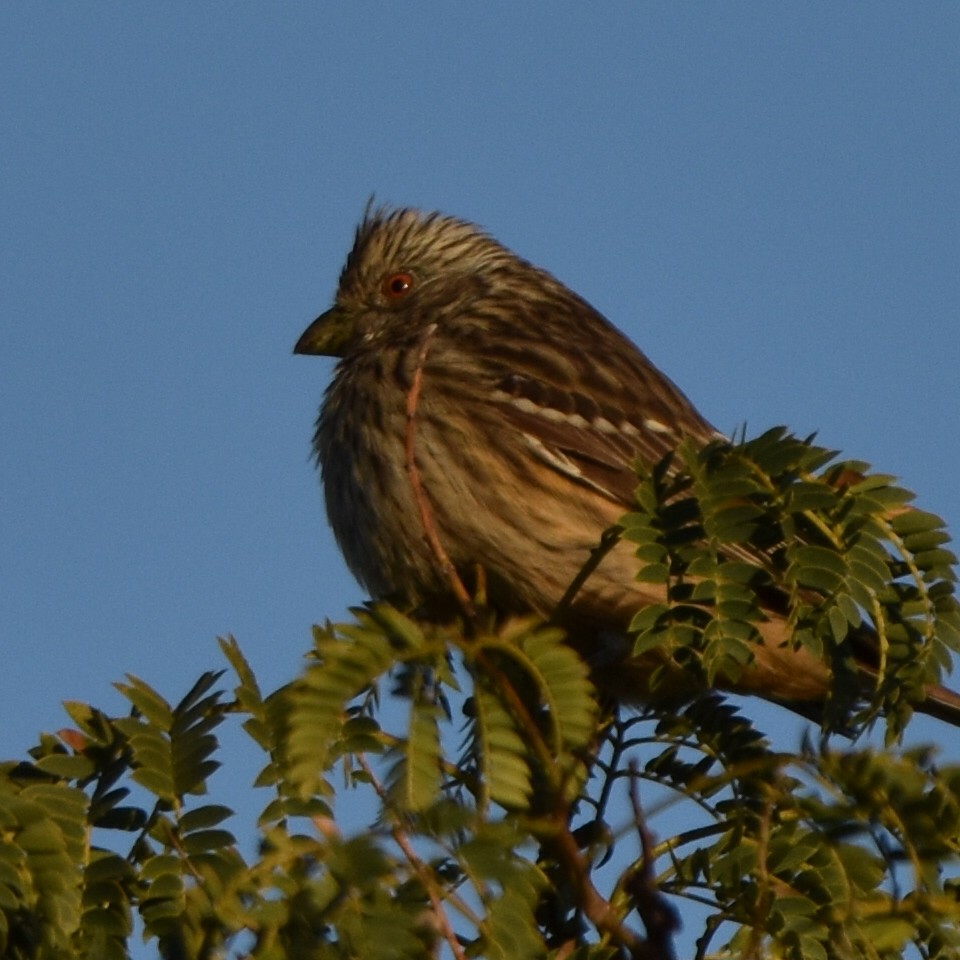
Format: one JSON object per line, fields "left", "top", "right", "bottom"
{"left": 295, "top": 205, "right": 960, "bottom": 725}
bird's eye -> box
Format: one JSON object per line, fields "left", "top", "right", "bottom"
{"left": 381, "top": 271, "right": 415, "bottom": 300}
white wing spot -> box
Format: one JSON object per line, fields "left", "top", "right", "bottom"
{"left": 522, "top": 433, "right": 617, "bottom": 498}
{"left": 522, "top": 434, "right": 582, "bottom": 478}
{"left": 642, "top": 418, "right": 674, "bottom": 435}
{"left": 505, "top": 395, "right": 591, "bottom": 430}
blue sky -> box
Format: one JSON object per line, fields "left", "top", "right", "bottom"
{"left": 3, "top": 2, "right": 959, "bottom": 952}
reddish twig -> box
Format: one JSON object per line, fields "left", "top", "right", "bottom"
{"left": 476, "top": 650, "right": 657, "bottom": 958}
{"left": 548, "top": 812, "right": 652, "bottom": 957}
{"left": 356, "top": 754, "right": 468, "bottom": 960}
{"left": 404, "top": 324, "right": 476, "bottom": 621}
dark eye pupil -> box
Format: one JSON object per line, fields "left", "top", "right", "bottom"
{"left": 383, "top": 272, "right": 414, "bottom": 299}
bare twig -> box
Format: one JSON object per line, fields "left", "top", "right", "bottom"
{"left": 627, "top": 761, "right": 680, "bottom": 960}
{"left": 552, "top": 524, "right": 623, "bottom": 623}
{"left": 404, "top": 323, "right": 477, "bottom": 622}
{"left": 356, "top": 753, "right": 469, "bottom": 960}
{"left": 548, "top": 811, "right": 654, "bottom": 958}
{"left": 475, "top": 651, "right": 662, "bottom": 959}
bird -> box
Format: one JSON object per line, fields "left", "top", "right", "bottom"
{"left": 294, "top": 205, "right": 960, "bottom": 727}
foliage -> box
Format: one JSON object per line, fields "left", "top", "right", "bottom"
{"left": 625, "top": 429, "right": 960, "bottom": 741}
{"left": 2, "top": 430, "right": 960, "bottom": 959}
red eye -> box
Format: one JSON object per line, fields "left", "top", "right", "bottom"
{"left": 382, "top": 271, "right": 415, "bottom": 300}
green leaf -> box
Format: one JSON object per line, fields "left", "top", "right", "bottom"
{"left": 385, "top": 696, "right": 442, "bottom": 813}
{"left": 284, "top": 617, "right": 398, "bottom": 798}
{"left": 472, "top": 683, "right": 531, "bottom": 811}
{"left": 33, "top": 753, "right": 95, "bottom": 781}
{"left": 787, "top": 545, "right": 849, "bottom": 594}
{"left": 180, "top": 829, "right": 235, "bottom": 854}
{"left": 115, "top": 675, "right": 173, "bottom": 728}
{"left": 178, "top": 804, "right": 233, "bottom": 833}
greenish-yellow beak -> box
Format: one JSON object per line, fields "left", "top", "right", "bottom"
{"left": 293, "top": 304, "right": 353, "bottom": 358}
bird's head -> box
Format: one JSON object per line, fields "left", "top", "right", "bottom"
{"left": 294, "top": 206, "right": 525, "bottom": 358}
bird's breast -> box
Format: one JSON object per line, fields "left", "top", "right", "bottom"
{"left": 315, "top": 345, "right": 630, "bottom": 618}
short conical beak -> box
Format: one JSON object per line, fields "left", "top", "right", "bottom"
{"left": 294, "top": 305, "right": 352, "bottom": 358}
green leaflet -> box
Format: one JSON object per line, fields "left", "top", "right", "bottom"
{"left": 383, "top": 690, "right": 443, "bottom": 814}
{"left": 471, "top": 680, "right": 532, "bottom": 811}
{"left": 461, "top": 621, "right": 597, "bottom": 812}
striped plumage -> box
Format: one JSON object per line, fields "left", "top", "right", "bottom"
{"left": 296, "top": 206, "right": 960, "bottom": 723}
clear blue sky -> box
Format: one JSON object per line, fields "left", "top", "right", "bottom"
{"left": 3, "top": 3, "right": 959, "bottom": 952}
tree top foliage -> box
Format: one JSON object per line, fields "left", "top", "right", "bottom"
{"left": 2, "top": 429, "right": 960, "bottom": 960}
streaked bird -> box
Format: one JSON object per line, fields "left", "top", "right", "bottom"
{"left": 295, "top": 205, "right": 960, "bottom": 726}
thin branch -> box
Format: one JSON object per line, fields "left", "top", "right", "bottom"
{"left": 404, "top": 323, "right": 477, "bottom": 622}
{"left": 475, "top": 650, "right": 661, "bottom": 958}
{"left": 626, "top": 761, "right": 680, "bottom": 960}
{"left": 356, "top": 753, "right": 469, "bottom": 960}
{"left": 552, "top": 524, "right": 624, "bottom": 623}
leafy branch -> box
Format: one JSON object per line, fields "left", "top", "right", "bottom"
{"left": 1, "top": 429, "right": 959, "bottom": 959}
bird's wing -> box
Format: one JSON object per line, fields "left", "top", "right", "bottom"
{"left": 488, "top": 369, "right": 720, "bottom": 506}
